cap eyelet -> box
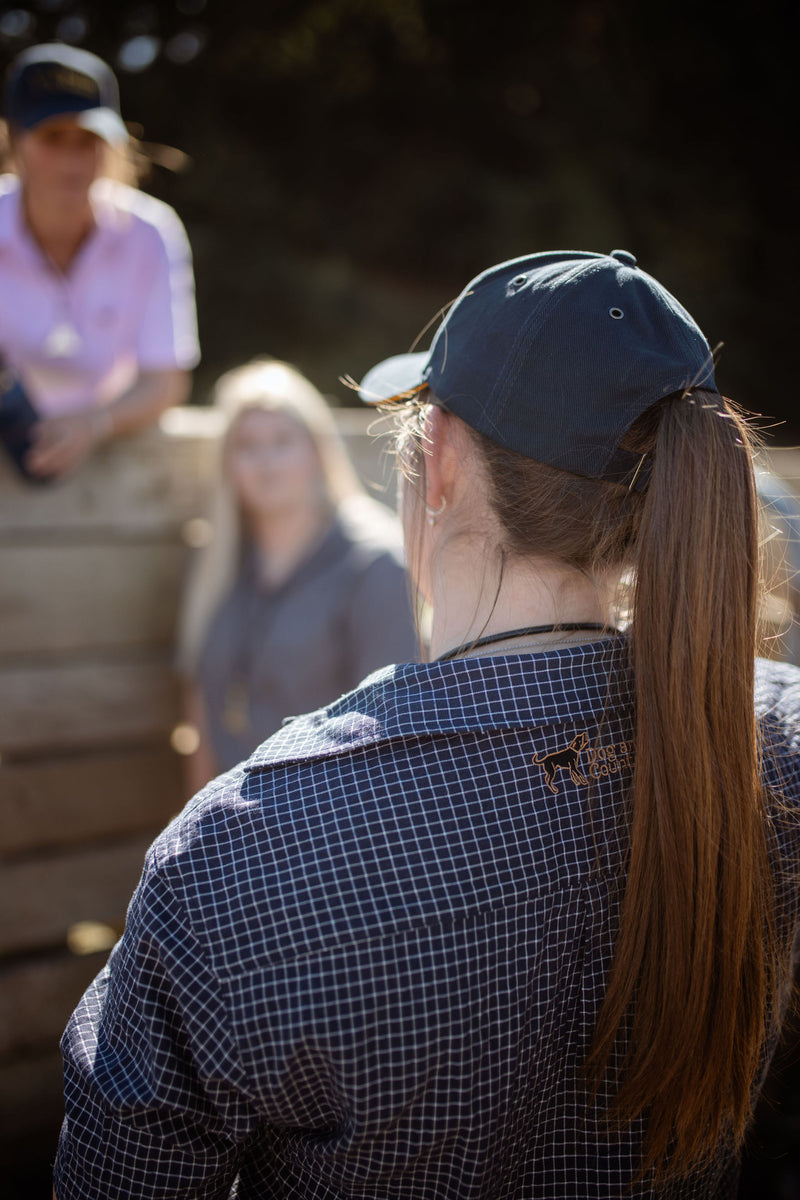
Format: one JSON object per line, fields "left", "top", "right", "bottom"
{"left": 609, "top": 307, "right": 624, "bottom": 320}
{"left": 508, "top": 273, "right": 528, "bottom": 294}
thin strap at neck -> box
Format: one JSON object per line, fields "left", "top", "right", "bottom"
{"left": 436, "top": 622, "right": 612, "bottom": 663}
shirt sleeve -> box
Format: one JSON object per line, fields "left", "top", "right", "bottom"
{"left": 134, "top": 206, "right": 200, "bottom": 373}
{"left": 344, "top": 550, "right": 419, "bottom": 683}
{"left": 54, "top": 855, "right": 260, "bottom": 1200}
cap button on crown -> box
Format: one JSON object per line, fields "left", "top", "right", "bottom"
{"left": 610, "top": 249, "right": 637, "bottom": 267}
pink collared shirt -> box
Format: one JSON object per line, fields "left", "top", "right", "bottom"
{"left": 0, "top": 174, "right": 200, "bottom": 416}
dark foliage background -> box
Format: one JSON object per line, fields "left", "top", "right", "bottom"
{"left": 1, "top": 0, "right": 798, "bottom": 430}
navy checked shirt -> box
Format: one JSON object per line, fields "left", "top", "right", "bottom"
{"left": 55, "top": 641, "right": 800, "bottom": 1199}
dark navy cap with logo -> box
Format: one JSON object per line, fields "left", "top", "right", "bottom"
{"left": 4, "top": 42, "right": 128, "bottom": 145}
{"left": 359, "top": 250, "right": 718, "bottom": 489}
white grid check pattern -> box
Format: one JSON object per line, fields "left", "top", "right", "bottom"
{"left": 55, "top": 642, "right": 800, "bottom": 1199}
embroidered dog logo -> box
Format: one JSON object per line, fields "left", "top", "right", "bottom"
{"left": 532, "top": 731, "right": 589, "bottom": 795}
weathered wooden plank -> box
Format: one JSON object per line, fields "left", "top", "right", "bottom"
{"left": 0, "top": 1049, "right": 64, "bottom": 1141}
{"left": 163, "top": 404, "right": 394, "bottom": 496}
{"left": 0, "top": 419, "right": 217, "bottom": 536}
{"left": 0, "top": 543, "right": 189, "bottom": 657}
{"left": 0, "top": 405, "right": 391, "bottom": 536}
{"left": 0, "top": 949, "right": 107, "bottom": 1062}
{"left": 756, "top": 453, "right": 800, "bottom": 663}
{"left": 0, "top": 659, "right": 179, "bottom": 757}
{"left": 0, "top": 835, "right": 151, "bottom": 957}
{"left": 334, "top": 408, "right": 396, "bottom": 502}
{"left": 765, "top": 448, "right": 800, "bottom": 493}
{"left": 759, "top": 592, "right": 799, "bottom": 662}
{"left": 1, "top": 748, "right": 184, "bottom": 857}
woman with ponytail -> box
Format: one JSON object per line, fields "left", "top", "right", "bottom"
{"left": 56, "top": 252, "right": 800, "bottom": 1200}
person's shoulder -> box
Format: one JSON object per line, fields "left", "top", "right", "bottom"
{"left": 147, "top": 760, "right": 253, "bottom": 873}
{"left": 756, "top": 657, "right": 800, "bottom": 729}
{"left": 756, "top": 658, "right": 800, "bottom": 798}
{"left": 0, "top": 173, "right": 20, "bottom": 202}
{"left": 92, "top": 178, "right": 188, "bottom": 245}
{"left": 137, "top": 668, "right": 419, "bottom": 924}
{"left": 248, "top": 661, "right": 412, "bottom": 770}
{"left": 149, "top": 665, "right": 410, "bottom": 864}
{"left": 0, "top": 174, "right": 20, "bottom": 238}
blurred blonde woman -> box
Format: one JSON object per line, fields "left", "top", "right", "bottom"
{"left": 179, "top": 357, "right": 417, "bottom": 789}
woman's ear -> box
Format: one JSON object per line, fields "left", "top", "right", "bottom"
{"left": 422, "top": 406, "right": 459, "bottom": 513}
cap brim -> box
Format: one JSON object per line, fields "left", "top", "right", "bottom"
{"left": 358, "top": 352, "right": 430, "bottom": 405}
{"left": 26, "top": 106, "right": 129, "bottom": 145}
{"left": 73, "top": 108, "right": 129, "bottom": 145}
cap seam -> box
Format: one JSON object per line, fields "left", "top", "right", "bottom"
{"left": 488, "top": 258, "right": 607, "bottom": 432}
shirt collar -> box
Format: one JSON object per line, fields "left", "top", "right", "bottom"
{"left": 245, "top": 636, "right": 632, "bottom": 772}
{"left": 89, "top": 177, "right": 130, "bottom": 235}
{"left": 0, "top": 173, "right": 126, "bottom": 254}
{"left": 243, "top": 513, "right": 350, "bottom": 596}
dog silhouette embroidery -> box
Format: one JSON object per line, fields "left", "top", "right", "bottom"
{"left": 532, "top": 731, "right": 589, "bottom": 795}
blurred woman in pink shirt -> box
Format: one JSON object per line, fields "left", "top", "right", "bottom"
{"left": 0, "top": 43, "right": 199, "bottom": 479}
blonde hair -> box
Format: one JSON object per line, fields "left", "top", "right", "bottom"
{"left": 178, "top": 358, "right": 363, "bottom": 675}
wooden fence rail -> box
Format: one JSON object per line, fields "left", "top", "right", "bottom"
{"left": 0, "top": 405, "right": 391, "bottom": 1148}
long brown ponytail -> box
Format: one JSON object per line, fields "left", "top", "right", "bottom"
{"left": 584, "top": 391, "right": 781, "bottom": 1180}
{"left": 405, "top": 387, "right": 788, "bottom": 1181}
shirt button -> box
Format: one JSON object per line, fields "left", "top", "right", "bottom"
{"left": 610, "top": 249, "right": 637, "bottom": 267}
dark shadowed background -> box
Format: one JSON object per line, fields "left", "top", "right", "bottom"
{"left": 1, "top": 0, "right": 798, "bottom": 435}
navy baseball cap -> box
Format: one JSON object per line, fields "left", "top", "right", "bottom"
{"left": 359, "top": 250, "right": 718, "bottom": 488}
{"left": 4, "top": 43, "right": 128, "bottom": 145}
